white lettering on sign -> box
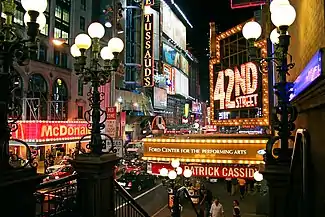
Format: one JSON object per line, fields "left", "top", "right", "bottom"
{"left": 147, "top": 147, "right": 247, "bottom": 155}
{"left": 214, "top": 62, "right": 259, "bottom": 110}
{"left": 183, "top": 165, "right": 255, "bottom": 179}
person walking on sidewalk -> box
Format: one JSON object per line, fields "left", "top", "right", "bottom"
{"left": 231, "top": 178, "right": 238, "bottom": 196}
{"left": 225, "top": 178, "right": 232, "bottom": 195}
{"left": 209, "top": 198, "right": 225, "bottom": 217}
{"left": 238, "top": 178, "right": 246, "bottom": 200}
{"left": 233, "top": 200, "right": 241, "bottom": 217}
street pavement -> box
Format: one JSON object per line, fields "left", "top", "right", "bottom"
{"left": 153, "top": 180, "right": 267, "bottom": 217}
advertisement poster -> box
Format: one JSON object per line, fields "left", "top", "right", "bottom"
{"left": 162, "top": 43, "right": 188, "bottom": 75}
{"left": 162, "top": 1, "right": 186, "bottom": 50}
{"left": 153, "top": 87, "right": 168, "bottom": 109}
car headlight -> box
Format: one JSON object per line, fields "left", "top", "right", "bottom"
{"left": 55, "top": 176, "right": 60, "bottom": 179}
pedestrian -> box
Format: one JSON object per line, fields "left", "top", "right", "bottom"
{"left": 238, "top": 178, "right": 246, "bottom": 200}
{"left": 209, "top": 198, "right": 225, "bottom": 217}
{"left": 225, "top": 177, "right": 232, "bottom": 195}
{"left": 233, "top": 200, "right": 241, "bottom": 217}
{"left": 231, "top": 178, "right": 238, "bottom": 196}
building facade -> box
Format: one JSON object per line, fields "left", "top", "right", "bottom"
{"left": 8, "top": 0, "right": 95, "bottom": 172}
{"left": 284, "top": 0, "right": 325, "bottom": 215}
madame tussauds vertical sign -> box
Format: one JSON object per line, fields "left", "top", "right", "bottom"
{"left": 143, "top": 13, "right": 154, "bottom": 87}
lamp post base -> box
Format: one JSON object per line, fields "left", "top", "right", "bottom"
{"left": 71, "top": 153, "right": 120, "bottom": 217}
{"left": 263, "top": 163, "right": 291, "bottom": 217}
{"left": 0, "top": 167, "right": 42, "bottom": 217}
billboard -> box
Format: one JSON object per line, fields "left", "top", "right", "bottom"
{"left": 174, "top": 68, "right": 189, "bottom": 97}
{"left": 11, "top": 121, "right": 90, "bottom": 142}
{"left": 213, "top": 62, "right": 262, "bottom": 111}
{"left": 231, "top": 0, "right": 266, "bottom": 9}
{"left": 192, "top": 102, "right": 201, "bottom": 113}
{"left": 290, "top": 49, "right": 323, "bottom": 101}
{"left": 143, "top": 13, "right": 154, "bottom": 87}
{"left": 153, "top": 87, "right": 168, "bottom": 109}
{"left": 162, "top": 1, "right": 186, "bottom": 50}
{"left": 163, "top": 64, "right": 176, "bottom": 95}
{"left": 162, "top": 43, "right": 188, "bottom": 75}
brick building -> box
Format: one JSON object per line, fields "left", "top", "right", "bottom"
{"left": 284, "top": 0, "right": 325, "bottom": 215}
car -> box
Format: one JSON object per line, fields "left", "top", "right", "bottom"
{"left": 117, "top": 171, "right": 157, "bottom": 192}
{"left": 45, "top": 160, "right": 70, "bottom": 174}
{"left": 44, "top": 165, "right": 76, "bottom": 182}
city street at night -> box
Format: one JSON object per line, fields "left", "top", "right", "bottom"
{"left": 1, "top": 0, "right": 324, "bottom": 217}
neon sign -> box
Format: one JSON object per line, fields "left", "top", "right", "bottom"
{"left": 143, "top": 13, "right": 154, "bottom": 87}
{"left": 214, "top": 62, "right": 260, "bottom": 110}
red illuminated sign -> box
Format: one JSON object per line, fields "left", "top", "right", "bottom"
{"left": 11, "top": 121, "right": 90, "bottom": 142}
{"left": 214, "top": 62, "right": 260, "bottom": 110}
{"left": 149, "top": 162, "right": 257, "bottom": 179}
{"left": 106, "top": 106, "right": 117, "bottom": 120}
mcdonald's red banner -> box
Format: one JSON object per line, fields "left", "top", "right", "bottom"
{"left": 11, "top": 121, "right": 90, "bottom": 142}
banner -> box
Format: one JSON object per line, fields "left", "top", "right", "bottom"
{"left": 11, "top": 121, "right": 90, "bottom": 142}
{"left": 149, "top": 162, "right": 257, "bottom": 179}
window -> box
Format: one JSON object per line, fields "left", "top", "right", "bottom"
{"left": 38, "top": 45, "right": 47, "bottom": 62}
{"left": 61, "top": 53, "right": 68, "bottom": 68}
{"left": 62, "top": 9, "right": 69, "bottom": 23}
{"left": 40, "top": 18, "right": 49, "bottom": 36}
{"left": 54, "top": 4, "right": 70, "bottom": 45}
{"left": 80, "top": 16, "right": 85, "bottom": 30}
{"left": 55, "top": 6, "right": 62, "bottom": 18}
{"left": 78, "top": 79, "right": 83, "bottom": 96}
{"left": 54, "top": 50, "right": 60, "bottom": 65}
{"left": 14, "top": 10, "right": 24, "bottom": 25}
{"left": 54, "top": 50, "right": 68, "bottom": 68}
{"left": 78, "top": 106, "right": 83, "bottom": 119}
{"left": 81, "top": 0, "right": 86, "bottom": 10}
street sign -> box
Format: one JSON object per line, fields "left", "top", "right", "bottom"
{"left": 106, "top": 106, "right": 117, "bottom": 120}
{"left": 103, "top": 139, "right": 124, "bottom": 157}
{"left": 107, "top": 120, "right": 116, "bottom": 138}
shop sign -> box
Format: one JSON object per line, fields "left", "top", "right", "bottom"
{"left": 143, "top": 13, "right": 154, "bottom": 87}
{"left": 290, "top": 49, "right": 323, "bottom": 101}
{"left": 214, "top": 62, "right": 261, "bottom": 110}
{"left": 11, "top": 121, "right": 90, "bottom": 142}
{"left": 149, "top": 162, "right": 257, "bottom": 179}
{"left": 143, "top": 142, "right": 264, "bottom": 161}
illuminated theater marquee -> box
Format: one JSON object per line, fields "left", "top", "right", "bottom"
{"left": 209, "top": 21, "right": 270, "bottom": 126}
{"left": 214, "top": 62, "right": 259, "bottom": 110}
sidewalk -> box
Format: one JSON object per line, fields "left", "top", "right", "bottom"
{"left": 153, "top": 181, "right": 267, "bottom": 217}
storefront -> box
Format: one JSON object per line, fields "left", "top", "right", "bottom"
{"left": 142, "top": 135, "right": 270, "bottom": 179}
{"left": 10, "top": 120, "right": 90, "bottom": 170}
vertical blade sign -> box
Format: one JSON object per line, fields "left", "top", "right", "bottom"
{"left": 143, "top": 13, "right": 154, "bottom": 87}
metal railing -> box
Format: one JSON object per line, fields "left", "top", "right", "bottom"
{"left": 114, "top": 180, "right": 150, "bottom": 217}
{"left": 35, "top": 175, "right": 149, "bottom": 217}
{"left": 35, "top": 174, "right": 78, "bottom": 217}
{"left": 288, "top": 128, "right": 311, "bottom": 217}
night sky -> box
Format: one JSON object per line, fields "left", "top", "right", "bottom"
{"left": 175, "top": 0, "right": 258, "bottom": 101}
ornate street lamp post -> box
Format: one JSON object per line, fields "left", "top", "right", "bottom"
{"left": 70, "top": 21, "right": 124, "bottom": 217}
{"left": 0, "top": 0, "right": 48, "bottom": 216}
{"left": 70, "top": 22, "right": 124, "bottom": 155}
{"left": 242, "top": 1, "right": 297, "bottom": 217}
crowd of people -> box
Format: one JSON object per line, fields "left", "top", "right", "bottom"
{"left": 195, "top": 178, "right": 257, "bottom": 217}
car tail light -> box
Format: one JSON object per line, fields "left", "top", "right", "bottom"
{"left": 128, "top": 181, "right": 132, "bottom": 187}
